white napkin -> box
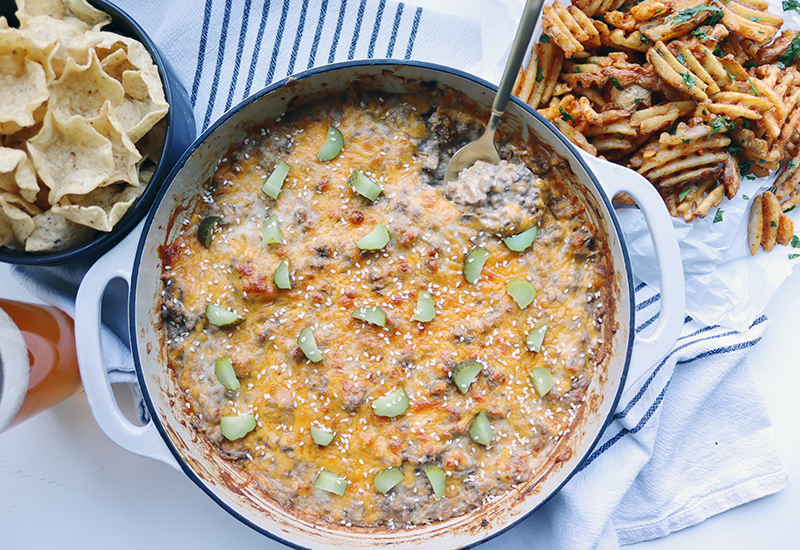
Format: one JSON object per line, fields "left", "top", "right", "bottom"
{"left": 9, "top": 0, "right": 788, "bottom": 547}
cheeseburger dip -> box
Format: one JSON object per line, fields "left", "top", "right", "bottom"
{"left": 158, "top": 86, "right": 615, "bottom": 528}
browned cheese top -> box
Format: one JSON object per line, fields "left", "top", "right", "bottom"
{"left": 158, "top": 87, "right": 614, "bottom": 528}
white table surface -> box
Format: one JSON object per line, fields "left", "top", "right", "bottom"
{"left": 1, "top": 1, "right": 799, "bottom": 548}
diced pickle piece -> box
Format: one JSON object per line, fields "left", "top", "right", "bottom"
{"left": 502, "top": 226, "right": 540, "bottom": 252}
{"left": 372, "top": 387, "right": 409, "bottom": 417}
{"left": 214, "top": 356, "right": 240, "bottom": 390}
{"left": 412, "top": 290, "right": 436, "bottom": 322}
{"left": 274, "top": 259, "right": 291, "bottom": 289}
{"left": 314, "top": 470, "right": 348, "bottom": 495}
{"left": 506, "top": 279, "right": 537, "bottom": 309}
{"left": 317, "top": 126, "right": 344, "bottom": 161}
{"left": 347, "top": 170, "right": 382, "bottom": 201}
{"left": 425, "top": 466, "right": 446, "bottom": 499}
{"left": 310, "top": 425, "right": 335, "bottom": 446}
{"left": 206, "top": 304, "right": 245, "bottom": 327}
{"left": 526, "top": 323, "right": 550, "bottom": 353}
{"left": 352, "top": 306, "right": 387, "bottom": 327}
{"left": 261, "top": 160, "right": 290, "bottom": 199}
{"left": 531, "top": 367, "right": 553, "bottom": 397}
{"left": 262, "top": 215, "right": 281, "bottom": 245}
{"left": 298, "top": 326, "right": 323, "bottom": 363}
{"left": 356, "top": 223, "right": 390, "bottom": 250}
{"left": 373, "top": 467, "right": 404, "bottom": 494}
{"left": 450, "top": 360, "right": 483, "bottom": 394}
{"left": 197, "top": 216, "right": 221, "bottom": 248}
{"left": 463, "top": 247, "right": 489, "bottom": 283}
{"left": 220, "top": 414, "right": 256, "bottom": 441}
{"left": 469, "top": 411, "right": 493, "bottom": 446}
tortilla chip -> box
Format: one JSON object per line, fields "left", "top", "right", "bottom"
{"left": 15, "top": 15, "right": 91, "bottom": 79}
{"left": 84, "top": 30, "right": 154, "bottom": 72}
{"left": 53, "top": 182, "right": 145, "bottom": 232}
{"left": 0, "top": 191, "right": 41, "bottom": 248}
{"left": 16, "top": 0, "right": 110, "bottom": 30}
{"left": 0, "top": 147, "right": 39, "bottom": 203}
{"left": 137, "top": 117, "right": 166, "bottom": 164}
{"left": 0, "top": 50, "right": 49, "bottom": 135}
{"left": 25, "top": 208, "right": 94, "bottom": 252}
{"left": 116, "top": 65, "right": 169, "bottom": 143}
{"left": 49, "top": 49, "right": 124, "bottom": 120}
{"left": 89, "top": 101, "right": 141, "bottom": 186}
{"left": 27, "top": 110, "right": 114, "bottom": 204}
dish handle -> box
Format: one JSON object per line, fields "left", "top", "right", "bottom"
{"left": 584, "top": 156, "right": 686, "bottom": 394}
{"left": 75, "top": 227, "right": 180, "bottom": 472}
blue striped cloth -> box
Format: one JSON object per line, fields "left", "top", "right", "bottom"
{"left": 113, "top": 0, "right": 482, "bottom": 133}
{"left": 10, "top": 1, "right": 788, "bottom": 547}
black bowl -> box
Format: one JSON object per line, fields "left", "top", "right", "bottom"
{"left": 0, "top": 0, "right": 195, "bottom": 266}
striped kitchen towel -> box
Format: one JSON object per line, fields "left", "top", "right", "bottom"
{"left": 112, "top": 0, "right": 483, "bottom": 133}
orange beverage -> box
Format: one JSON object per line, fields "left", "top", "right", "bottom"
{"left": 0, "top": 299, "right": 82, "bottom": 433}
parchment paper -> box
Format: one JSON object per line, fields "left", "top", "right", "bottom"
{"left": 480, "top": 0, "right": 800, "bottom": 330}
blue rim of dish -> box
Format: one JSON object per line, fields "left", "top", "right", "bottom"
{"left": 131, "top": 58, "right": 635, "bottom": 550}
{"left": 0, "top": 0, "right": 185, "bottom": 265}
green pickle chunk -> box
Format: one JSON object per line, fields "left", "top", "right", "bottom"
{"left": 373, "top": 467, "right": 405, "bottom": 494}
{"left": 298, "top": 326, "right": 323, "bottom": 363}
{"left": 356, "top": 223, "right": 390, "bottom": 250}
{"left": 214, "top": 356, "right": 240, "bottom": 390}
{"left": 502, "top": 226, "right": 540, "bottom": 252}
{"left": 463, "top": 247, "right": 489, "bottom": 283}
{"left": 314, "top": 470, "right": 348, "bottom": 495}
{"left": 506, "top": 279, "right": 537, "bottom": 309}
{"left": 450, "top": 360, "right": 483, "bottom": 394}
{"left": 348, "top": 170, "right": 382, "bottom": 201}
{"left": 352, "top": 306, "right": 387, "bottom": 327}
{"left": 531, "top": 367, "right": 553, "bottom": 397}
{"left": 310, "top": 425, "right": 335, "bottom": 446}
{"left": 220, "top": 414, "right": 256, "bottom": 441}
{"left": 425, "top": 466, "right": 446, "bottom": 499}
{"left": 412, "top": 290, "right": 436, "bottom": 322}
{"left": 372, "top": 387, "right": 409, "bottom": 417}
{"left": 261, "top": 215, "right": 281, "bottom": 245}
{"left": 469, "top": 411, "right": 493, "bottom": 446}
{"left": 526, "top": 323, "right": 550, "bottom": 353}
{"left": 317, "top": 126, "right": 344, "bottom": 161}
{"left": 197, "top": 216, "right": 221, "bottom": 248}
{"left": 205, "top": 304, "right": 245, "bottom": 327}
{"left": 261, "top": 160, "right": 290, "bottom": 199}
{"left": 274, "top": 259, "right": 291, "bottom": 289}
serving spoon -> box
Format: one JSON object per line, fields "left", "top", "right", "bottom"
{"left": 444, "top": 0, "right": 545, "bottom": 183}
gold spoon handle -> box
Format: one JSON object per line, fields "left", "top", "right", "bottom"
{"left": 492, "top": 0, "right": 545, "bottom": 117}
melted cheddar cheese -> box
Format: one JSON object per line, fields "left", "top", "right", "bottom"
{"left": 159, "top": 88, "right": 613, "bottom": 528}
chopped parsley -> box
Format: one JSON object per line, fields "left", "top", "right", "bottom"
{"left": 728, "top": 143, "right": 745, "bottom": 155}
{"left": 682, "top": 71, "right": 697, "bottom": 86}
{"left": 610, "top": 77, "right": 624, "bottom": 90}
{"left": 713, "top": 209, "right": 724, "bottom": 223}
{"left": 789, "top": 160, "right": 796, "bottom": 169}
{"left": 679, "top": 186, "right": 695, "bottom": 201}
{"left": 640, "top": 33, "right": 651, "bottom": 43}
{"left": 672, "top": 5, "right": 723, "bottom": 24}
{"left": 749, "top": 77, "right": 759, "bottom": 96}
{"left": 739, "top": 159, "right": 753, "bottom": 177}
{"left": 771, "top": 221, "right": 778, "bottom": 227}
{"left": 668, "top": 119, "right": 680, "bottom": 135}
{"left": 714, "top": 45, "right": 725, "bottom": 57}
{"left": 778, "top": 33, "right": 800, "bottom": 66}
{"left": 784, "top": 0, "right": 800, "bottom": 11}
{"left": 541, "top": 34, "right": 551, "bottom": 43}
{"left": 709, "top": 116, "right": 734, "bottom": 135}
{"left": 559, "top": 107, "right": 576, "bottom": 123}
{"left": 574, "top": 66, "right": 583, "bottom": 73}
{"left": 743, "top": 195, "right": 750, "bottom": 200}
{"left": 707, "top": 10, "right": 724, "bottom": 25}
{"left": 778, "top": 61, "right": 787, "bottom": 69}
{"left": 682, "top": 138, "right": 691, "bottom": 143}
{"left": 724, "top": 68, "right": 737, "bottom": 81}
{"left": 749, "top": 16, "right": 761, "bottom": 22}
{"left": 789, "top": 254, "right": 800, "bottom": 259}
{"left": 677, "top": 53, "right": 686, "bottom": 65}
{"left": 692, "top": 27, "right": 713, "bottom": 41}
{"left": 791, "top": 235, "right": 800, "bottom": 247}
{"left": 536, "top": 66, "right": 544, "bottom": 83}
{"left": 786, "top": 205, "right": 797, "bottom": 213}
{"left": 743, "top": 60, "right": 757, "bottom": 69}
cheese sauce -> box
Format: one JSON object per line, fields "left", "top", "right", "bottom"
{"left": 158, "top": 88, "right": 614, "bottom": 527}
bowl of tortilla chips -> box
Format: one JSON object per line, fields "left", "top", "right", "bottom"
{"left": 0, "top": 0, "right": 195, "bottom": 265}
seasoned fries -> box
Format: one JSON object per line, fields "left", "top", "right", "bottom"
{"left": 513, "top": 0, "right": 800, "bottom": 254}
